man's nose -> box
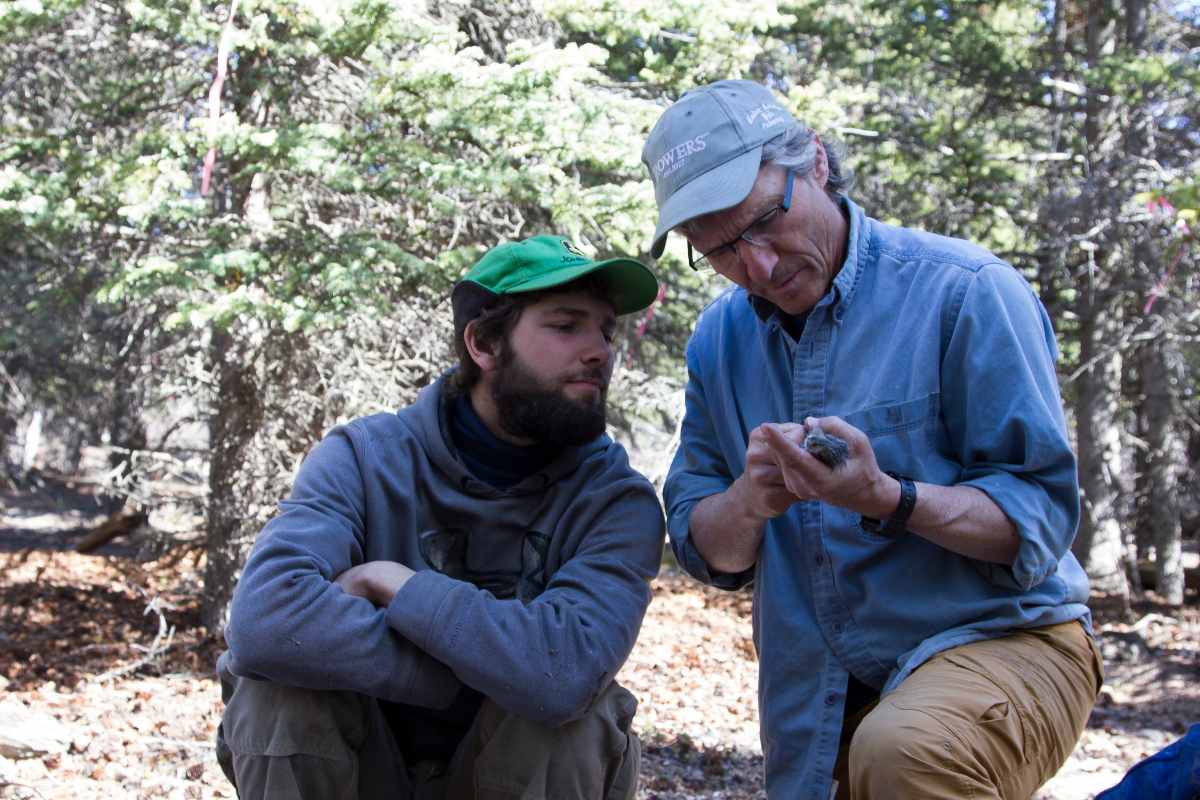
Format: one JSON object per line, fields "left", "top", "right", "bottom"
{"left": 581, "top": 329, "right": 612, "bottom": 366}
{"left": 737, "top": 239, "right": 778, "bottom": 286}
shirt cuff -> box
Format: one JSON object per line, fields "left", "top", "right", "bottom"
{"left": 961, "top": 474, "right": 1064, "bottom": 591}
{"left": 674, "top": 532, "right": 755, "bottom": 590}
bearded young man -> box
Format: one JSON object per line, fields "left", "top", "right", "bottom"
{"left": 215, "top": 236, "right": 664, "bottom": 800}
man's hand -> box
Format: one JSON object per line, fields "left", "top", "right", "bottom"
{"left": 335, "top": 561, "right": 416, "bottom": 607}
{"left": 733, "top": 423, "right": 808, "bottom": 521}
{"left": 762, "top": 416, "right": 899, "bottom": 520}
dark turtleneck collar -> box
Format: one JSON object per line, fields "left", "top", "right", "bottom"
{"left": 449, "top": 392, "right": 558, "bottom": 490}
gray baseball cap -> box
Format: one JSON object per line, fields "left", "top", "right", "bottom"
{"left": 642, "top": 80, "right": 796, "bottom": 258}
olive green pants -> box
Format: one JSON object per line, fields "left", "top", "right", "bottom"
{"left": 215, "top": 653, "right": 640, "bottom": 800}
{"left": 834, "top": 621, "right": 1104, "bottom": 800}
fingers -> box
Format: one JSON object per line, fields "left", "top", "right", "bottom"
{"left": 741, "top": 426, "right": 802, "bottom": 517}
{"left": 751, "top": 428, "right": 800, "bottom": 467}
{"left": 762, "top": 424, "right": 817, "bottom": 470}
{"left": 748, "top": 419, "right": 887, "bottom": 515}
{"left": 746, "top": 452, "right": 787, "bottom": 490}
{"left": 746, "top": 429, "right": 785, "bottom": 479}
{"left": 747, "top": 420, "right": 873, "bottom": 511}
{"left": 755, "top": 425, "right": 817, "bottom": 499}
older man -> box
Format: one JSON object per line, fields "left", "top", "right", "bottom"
{"left": 643, "top": 80, "right": 1103, "bottom": 799}
{"left": 216, "top": 236, "right": 663, "bottom": 799}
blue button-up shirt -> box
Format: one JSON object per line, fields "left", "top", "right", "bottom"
{"left": 664, "top": 197, "right": 1091, "bottom": 799}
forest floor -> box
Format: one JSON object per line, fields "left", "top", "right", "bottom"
{"left": 1, "top": 474, "right": 1197, "bottom": 800}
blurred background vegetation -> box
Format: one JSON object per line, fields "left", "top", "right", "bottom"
{"left": 1, "top": 0, "right": 1196, "bottom": 632}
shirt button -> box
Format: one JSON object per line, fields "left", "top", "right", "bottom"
{"left": 825, "top": 692, "right": 837, "bottom": 706}
{"left": 814, "top": 553, "right": 824, "bottom": 566}
{"left": 833, "top": 622, "right": 844, "bottom": 634}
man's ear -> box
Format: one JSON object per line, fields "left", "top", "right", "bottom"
{"left": 464, "top": 320, "right": 501, "bottom": 375}
{"left": 812, "top": 135, "right": 830, "bottom": 188}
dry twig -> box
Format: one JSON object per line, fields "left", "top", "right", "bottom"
{"left": 88, "top": 591, "right": 177, "bottom": 684}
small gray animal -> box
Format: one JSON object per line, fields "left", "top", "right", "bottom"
{"left": 802, "top": 425, "right": 850, "bottom": 469}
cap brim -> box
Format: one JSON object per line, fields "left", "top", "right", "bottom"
{"left": 649, "top": 146, "right": 764, "bottom": 259}
{"left": 500, "top": 257, "right": 659, "bottom": 316}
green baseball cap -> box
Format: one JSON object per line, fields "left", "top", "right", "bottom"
{"left": 451, "top": 235, "right": 659, "bottom": 336}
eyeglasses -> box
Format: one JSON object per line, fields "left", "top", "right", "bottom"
{"left": 687, "top": 168, "right": 796, "bottom": 271}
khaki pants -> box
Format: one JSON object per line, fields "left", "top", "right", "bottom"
{"left": 215, "top": 653, "right": 640, "bottom": 800}
{"left": 834, "top": 621, "right": 1104, "bottom": 800}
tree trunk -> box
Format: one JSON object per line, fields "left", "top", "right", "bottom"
{"left": 1072, "top": 296, "right": 1130, "bottom": 610}
{"left": 1084, "top": 0, "right": 1117, "bottom": 155}
{"left": 201, "top": 326, "right": 327, "bottom": 635}
{"left": 1120, "top": 0, "right": 1185, "bottom": 605}
{"left": 202, "top": 327, "right": 267, "bottom": 635}
{"left": 1065, "top": 0, "right": 1135, "bottom": 613}
{"left": 201, "top": 45, "right": 278, "bottom": 636}
{"left": 1140, "top": 333, "right": 1185, "bottom": 606}
{"left": 1123, "top": 0, "right": 1147, "bottom": 49}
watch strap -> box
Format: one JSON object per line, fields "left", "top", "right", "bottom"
{"left": 860, "top": 472, "right": 917, "bottom": 539}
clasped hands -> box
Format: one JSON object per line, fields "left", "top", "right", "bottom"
{"left": 736, "top": 416, "right": 896, "bottom": 523}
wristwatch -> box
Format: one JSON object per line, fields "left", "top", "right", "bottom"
{"left": 860, "top": 472, "right": 917, "bottom": 539}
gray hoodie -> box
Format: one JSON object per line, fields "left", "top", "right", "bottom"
{"left": 223, "top": 375, "right": 664, "bottom": 725}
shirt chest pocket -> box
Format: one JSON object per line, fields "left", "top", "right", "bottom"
{"left": 842, "top": 392, "right": 941, "bottom": 479}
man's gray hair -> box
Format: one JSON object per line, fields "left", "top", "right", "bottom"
{"left": 761, "top": 124, "right": 852, "bottom": 195}
{"left": 678, "top": 123, "right": 852, "bottom": 237}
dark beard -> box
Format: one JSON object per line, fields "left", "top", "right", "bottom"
{"left": 491, "top": 351, "right": 607, "bottom": 448}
